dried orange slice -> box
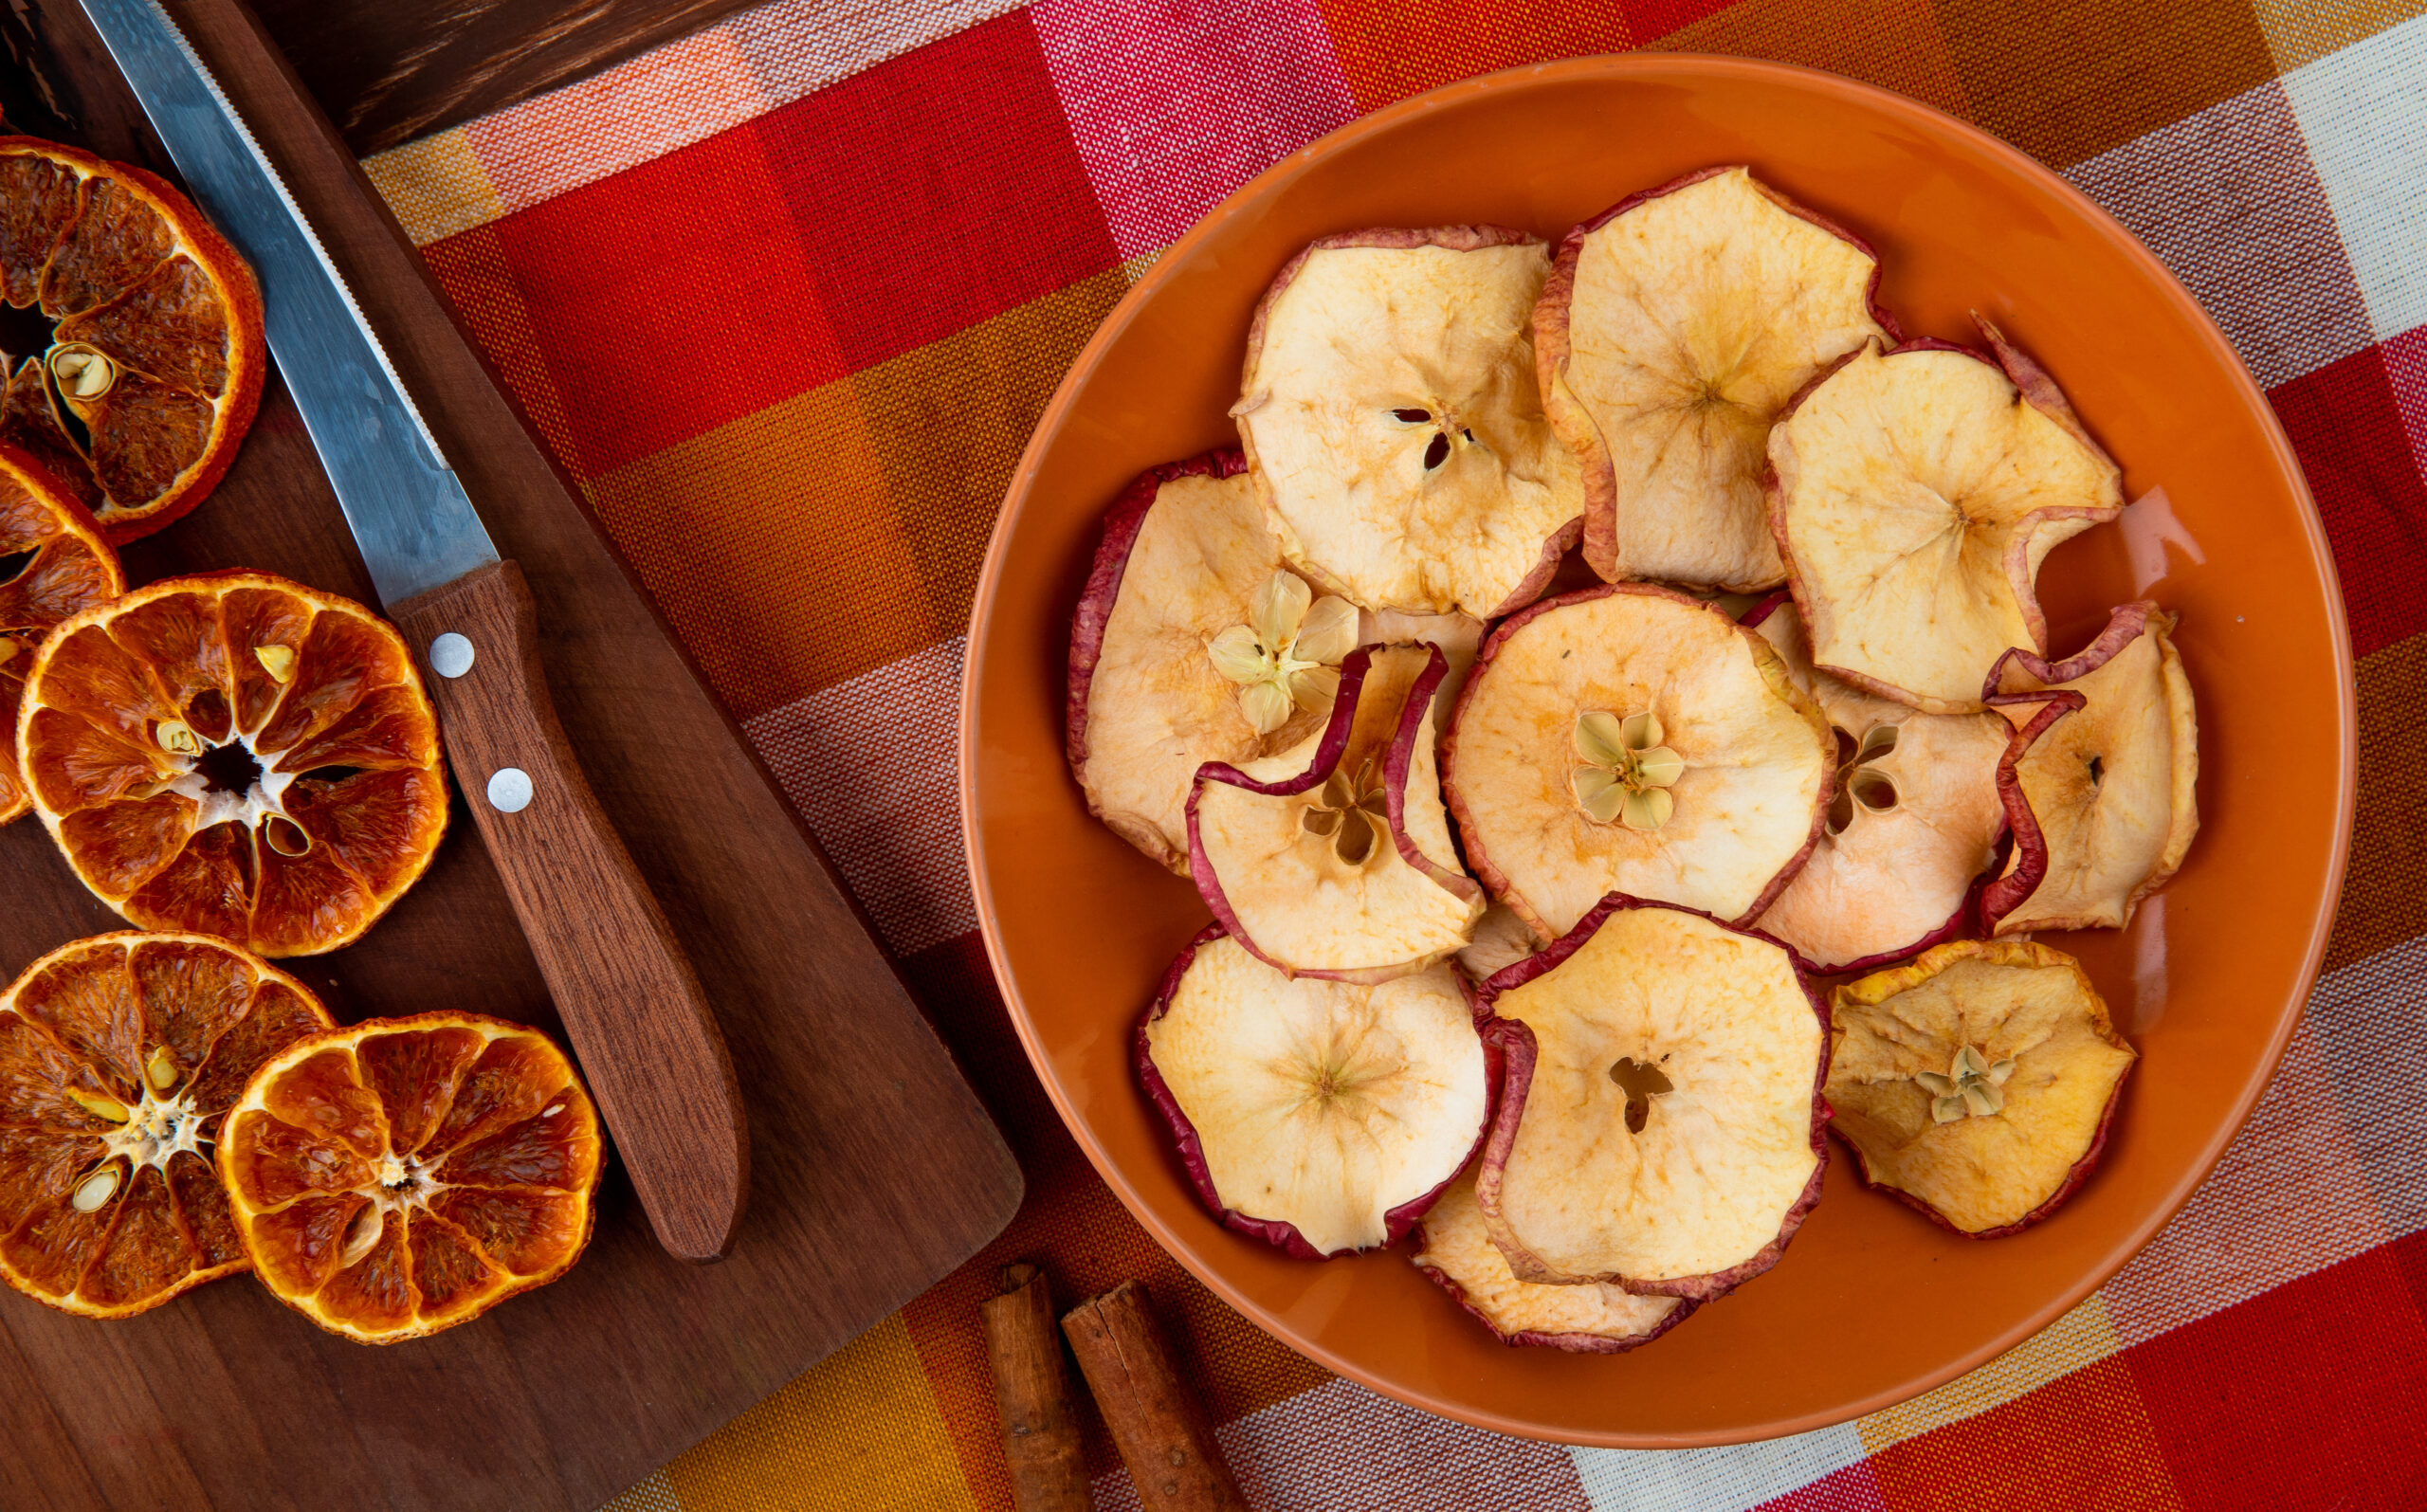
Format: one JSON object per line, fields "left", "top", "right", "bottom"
{"left": 0, "top": 931, "right": 333, "bottom": 1319}
{"left": 219, "top": 1013, "right": 602, "bottom": 1343}
{"left": 16, "top": 571, "right": 447, "bottom": 956}
{"left": 1, "top": 442, "right": 121, "bottom": 822}
{"left": 0, "top": 137, "right": 265, "bottom": 542}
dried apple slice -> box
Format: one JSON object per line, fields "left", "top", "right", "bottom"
{"left": 1068, "top": 452, "right": 1481, "bottom": 872}
{"left": 1743, "top": 595, "right": 2009, "bottom": 970}
{"left": 1827, "top": 939, "right": 2134, "bottom": 1235}
{"left": 1190, "top": 643, "right": 1484, "bottom": 981}
{"left": 1443, "top": 584, "right": 1831, "bottom": 940}
{"left": 1414, "top": 1170, "right": 1692, "bottom": 1351}
{"left": 1538, "top": 166, "right": 1894, "bottom": 589}
{"left": 1068, "top": 450, "right": 1340, "bottom": 872}
{"left": 1233, "top": 227, "right": 1584, "bottom": 619}
{"left": 1475, "top": 897, "right": 1827, "bottom": 1297}
{"left": 1981, "top": 602, "right": 2199, "bottom": 934}
{"left": 1138, "top": 925, "right": 1493, "bottom": 1258}
{"left": 1768, "top": 323, "right": 2125, "bottom": 713}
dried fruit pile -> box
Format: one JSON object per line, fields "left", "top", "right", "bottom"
{"left": 0, "top": 137, "right": 597, "bottom": 1340}
{"left": 1068, "top": 166, "right": 2199, "bottom": 1353}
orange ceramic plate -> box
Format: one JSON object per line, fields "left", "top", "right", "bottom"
{"left": 960, "top": 56, "right": 2354, "bottom": 1447}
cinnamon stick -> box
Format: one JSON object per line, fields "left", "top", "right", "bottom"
{"left": 981, "top": 1264, "right": 1094, "bottom": 1512}
{"left": 1061, "top": 1282, "right": 1248, "bottom": 1512}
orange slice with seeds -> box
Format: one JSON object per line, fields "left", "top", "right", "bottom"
{"left": 0, "top": 442, "right": 121, "bottom": 822}
{"left": 0, "top": 137, "right": 265, "bottom": 542}
{"left": 0, "top": 931, "right": 333, "bottom": 1319}
{"left": 15, "top": 571, "right": 447, "bottom": 956}
{"left": 219, "top": 1013, "right": 602, "bottom": 1343}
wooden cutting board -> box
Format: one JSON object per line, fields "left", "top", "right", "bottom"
{"left": 0, "top": 3, "right": 1023, "bottom": 1508}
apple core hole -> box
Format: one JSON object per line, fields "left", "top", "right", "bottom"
{"left": 1610, "top": 1056, "right": 1673, "bottom": 1134}
{"left": 196, "top": 740, "right": 263, "bottom": 796}
{"left": 2087, "top": 755, "right": 2105, "bottom": 787}
{"left": 1851, "top": 769, "right": 1898, "bottom": 811}
{"left": 1422, "top": 432, "right": 1451, "bottom": 470}
{"left": 1391, "top": 407, "right": 1432, "bottom": 423}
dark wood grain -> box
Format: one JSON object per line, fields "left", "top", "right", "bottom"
{"left": 0, "top": 2, "right": 1022, "bottom": 1507}
{"left": 395, "top": 560, "right": 749, "bottom": 1263}
{"left": 249, "top": 0, "right": 754, "bottom": 155}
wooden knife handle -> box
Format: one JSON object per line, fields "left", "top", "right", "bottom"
{"left": 393, "top": 560, "right": 749, "bottom": 1262}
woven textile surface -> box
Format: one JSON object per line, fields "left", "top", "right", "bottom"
{"left": 360, "top": 0, "right": 2427, "bottom": 1505}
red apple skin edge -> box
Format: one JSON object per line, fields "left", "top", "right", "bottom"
{"left": 1762, "top": 330, "right": 2124, "bottom": 713}
{"left": 1237, "top": 223, "right": 1581, "bottom": 618}
{"left": 1535, "top": 164, "right": 1901, "bottom": 586}
{"left": 1134, "top": 921, "right": 1505, "bottom": 1261}
{"left": 1838, "top": 1053, "right": 2134, "bottom": 1241}
{"left": 1977, "top": 600, "right": 2175, "bottom": 935}
{"left": 1737, "top": 590, "right": 2008, "bottom": 976}
{"left": 1410, "top": 1247, "right": 1703, "bottom": 1355}
{"left": 1064, "top": 446, "right": 1252, "bottom": 803}
{"left": 1184, "top": 642, "right": 1481, "bottom": 985}
{"left": 1470, "top": 892, "right": 1834, "bottom": 1303}
{"left": 1440, "top": 582, "right": 1834, "bottom": 948}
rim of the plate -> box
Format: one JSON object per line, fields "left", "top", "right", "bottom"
{"left": 958, "top": 50, "right": 2358, "bottom": 1447}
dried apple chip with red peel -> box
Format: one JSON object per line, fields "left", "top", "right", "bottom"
{"left": 1443, "top": 584, "right": 1832, "bottom": 941}
{"left": 1768, "top": 324, "right": 2125, "bottom": 713}
{"left": 1743, "top": 594, "right": 2009, "bottom": 971}
{"left": 1068, "top": 451, "right": 1481, "bottom": 873}
{"left": 1189, "top": 643, "right": 1485, "bottom": 982}
{"left": 1068, "top": 450, "right": 1333, "bottom": 872}
{"left": 219, "top": 1012, "right": 600, "bottom": 1342}
{"left": 16, "top": 571, "right": 447, "bottom": 956}
{"left": 1414, "top": 1169, "right": 1692, "bottom": 1352}
{"left": 1981, "top": 601, "right": 2199, "bottom": 934}
{"left": 0, "top": 443, "right": 122, "bottom": 823}
{"left": 0, "top": 931, "right": 333, "bottom": 1319}
{"left": 1538, "top": 166, "right": 1895, "bottom": 590}
{"left": 1827, "top": 939, "right": 2134, "bottom": 1236}
{"left": 1138, "top": 925, "right": 1494, "bottom": 1259}
{"left": 1233, "top": 227, "right": 1583, "bottom": 619}
{"left": 1475, "top": 897, "right": 1827, "bottom": 1299}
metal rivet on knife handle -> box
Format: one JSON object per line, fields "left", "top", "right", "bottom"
{"left": 429, "top": 632, "right": 475, "bottom": 678}
{"left": 486, "top": 768, "right": 534, "bottom": 813}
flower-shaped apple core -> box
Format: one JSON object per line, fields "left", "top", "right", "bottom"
{"left": 1444, "top": 584, "right": 1832, "bottom": 940}
{"left": 1538, "top": 166, "right": 1895, "bottom": 590}
{"left": 1234, "top": 227, "right": 1583, "bottom": 619}
{"left": 1207, "top": 570, "right": 1358, "bottom": 735}
{"left": 1190, "top": 644, "right": 1484, "bottom": 982}
{"left": 1826, "top": 723, "right": 1901, "bottom": 834}
{"left": 1915, "top": 1044, "right": 2016, "bottom": 1123}
{"left": 1828, "top": 939, "right": 2134, "bottom": 1236}
{"left": 1571, "top": 709, "right": 1686, "bottom": 830}
{"left": 1768, "top": 324, "right": 2125, "bottom": 712}
{"left": 1299, "top": 753, "right": 1390, "bottom": 865}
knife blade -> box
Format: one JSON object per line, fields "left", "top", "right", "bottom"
{"left": 81, "top": 0, "right": 750, "bottom": 1261}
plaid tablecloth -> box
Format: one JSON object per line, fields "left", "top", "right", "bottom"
{"left": 362, "top": 0, "right": 2427, "bottom": 1505}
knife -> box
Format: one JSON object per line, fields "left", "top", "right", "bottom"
{"left": 80, "top": 0, "right": 750, "bottom": 1261}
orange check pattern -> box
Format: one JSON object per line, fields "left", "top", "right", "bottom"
{"left": 361, "top": 1, "right": 2427, "bottom": 1506}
